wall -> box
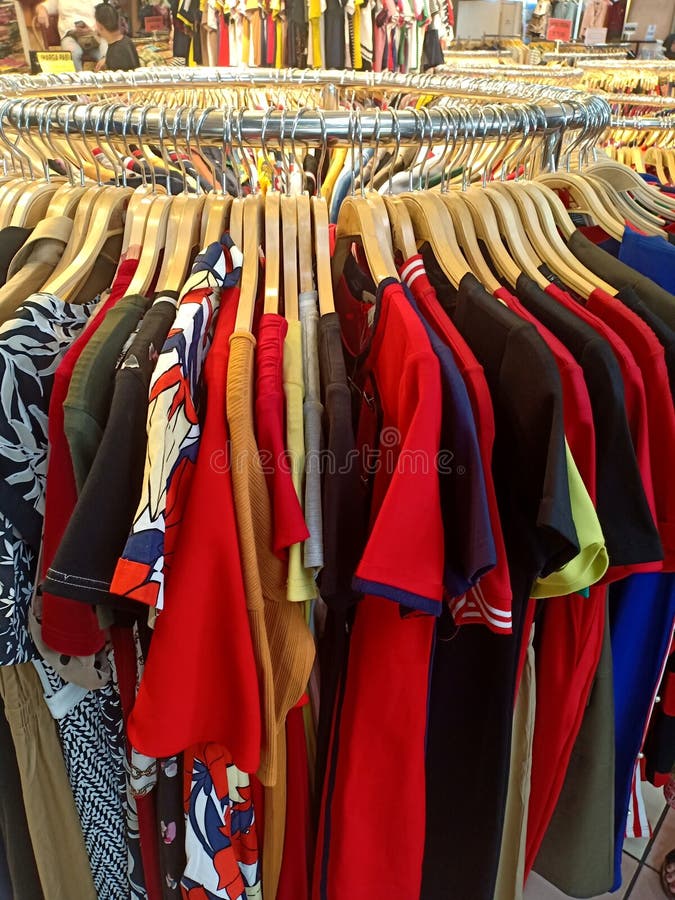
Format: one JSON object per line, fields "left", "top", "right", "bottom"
{"left": 624, "top": 0, "right": 675, "bottom": 40}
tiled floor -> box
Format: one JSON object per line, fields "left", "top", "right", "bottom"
{"left": 523, "top": 784, "right": 675, "bottom": 900}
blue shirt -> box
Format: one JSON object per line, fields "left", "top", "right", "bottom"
{"left": 402, "top": 284, "right": 496, "bottom": 598}
{"left": 619, "top": 226, "right": 675, "bottom": 294}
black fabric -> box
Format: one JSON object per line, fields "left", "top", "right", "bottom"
{"left": 616, "top": 284, "right": 675, "bottom": 403}
{"left": 421, "top": 27, "right": 443, "bottom": 69}
{"left": 644, "top": 649, "right": 675, "bottom": 785}
{"left": 157, "top": 755, "right": 185, "bottom": 900}
{"left": 516, "top": 274, "right": 663, "bottom": 567}
{"left": 42, "top": 295, "right": 178, "bottom": 613}
{"left": 324, "top": 0, "right": 346, "bottom": 68}
{"left": 105, "top": 35, "right": 140, "bottom": 69}
{"left": 421, "top": 267, "right": 579, "bottom": 900}
{"left": 569, "top": 229, "right": 675, "bottom": 330}
{"left": 0, "top": 692, "right": 44, "bottom": 900}
{"left": 0, "top": 226, "right": 32, "bottom": 287}
{"left": 314, "top": 310, "right": 365, "bottom": 814}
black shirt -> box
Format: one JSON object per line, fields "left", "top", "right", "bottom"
{"left": 516, "top": 274, "right": 663, "bottom": 568}
{"left": 422, "top": 268, "right": 579, "bottom": 900}
{"left": 43, "top": 295, "right": 178, "bottom": 612}
{"left": 569, "top": 229, "right": 675, "bottom": 330}
{"left": 0, "top": 226, "right": 32, "bottom": 287}
{"left": 105, "top": 35, "right": 140, "bottom": 71}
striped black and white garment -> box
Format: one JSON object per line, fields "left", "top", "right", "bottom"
{"left": 0, "top": 294, "right": 137, "bottom": 897}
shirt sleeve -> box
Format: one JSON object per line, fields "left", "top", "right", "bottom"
{"left": 502, "top": 327, "right": 580, "bottom": 580}
{"left": 353, "top": 350, "right": 445, "bottom": 615}
{"left": 531, "top": 442, "right": 608, "bottom": 598}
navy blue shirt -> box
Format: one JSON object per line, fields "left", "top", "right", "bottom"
{"left": 619, "top": 227, "right": 675, "bottom": 294}
{"left": 403, "top": 284, "right": 496, "bottom": 598}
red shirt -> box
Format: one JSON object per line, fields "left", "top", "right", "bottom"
{"left": 587, "top": 288, "right": 675, "bottom": 570}
{"left": 544, "top": 282, "right": 663, "bottom": 581}
{"left": 317, "top": 278, "right": 443, "bottom": 900}
{"left": 255, "top": 312, "right": 309, "bottom": 557}
{"left": 402, "top": 259, "right": 513, "bottom": 631}
{"left": 41, "top": 256, "right": 139, "bottom": 656}
{"left": 128, "top": 288, "right": 262, "bottom": 768}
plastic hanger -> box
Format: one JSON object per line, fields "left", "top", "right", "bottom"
{"left": 585, "top": 173, "right": 666, "bottom": 237}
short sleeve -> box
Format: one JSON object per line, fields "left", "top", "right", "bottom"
{"left": 353, "top": 351, "right": 445, "bottom": 615}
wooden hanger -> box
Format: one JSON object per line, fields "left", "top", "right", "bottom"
{"left": 45, "top": 183, "right": 90, "bottom": 220}
{"left": 281, "top": 194, "right": 299, "bottom": 321}
{"left": 9, "top": 179, "right": 64, "bottom": 228}
{"left": 312, "top": 195, "right": 335, "bottom": 316}
{"left": 49, "top": 186, "right": 106, "bottom": 281}
{"left": 230, "top": 196, "right": 244, "bottom": 249}
{"left": 201, "top": 192, "right": 232, "bottom": 247}
{"left": 126, "top": 194, "right": 173, "bottom": 298}
{"left": 644, "top": 147, "right": 669, "bottom": 190}
{"left": 401, "top": 191, "right": 471, "bottom": 290}
{"left": 154, "top": 194, "right": 206, "bottom": 295}
{"left": 480, "top": 185, "right": 551, "bottom": 290}
{"left": 235, "top": 193, "right": 263, "bottom": 334}
{"left": 490, "top": 182, "right": 596, "bottom": 299}
{"left": 263, "top": 190, "right": 281, "bottom": 316}
{"left": 383, "top": 194, "right": 417, "bottom": 262}
{"left": 453, "top": 189, "right": 524, "bottom": 291}
{"left": 0, "top": 178, "right": 30, "bottom": 228}
{"left": 331, "top": 194, "right": 398, "bottom": 291}
{"left": 537, "top": 172, "right": 625, "bottom": 241}
{"left": 43, "top": 186, "right": 132, "bottom": 301}
{"left": 439, "top": 190, "right": 500, "bottom": 293}
{"left": 120, "top": 187, "right": 157, "bottom": 260}
{"left": 585, "top": 173, "right": 666, "bottom": 237}
{"left": 513, "top": 182, "right": 617, "bottom": 293}
{"left": 297, "top": 192, "right": 314, "bottom": 297}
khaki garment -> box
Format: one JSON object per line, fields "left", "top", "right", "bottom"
{"left": 0, "top": 662, "right": 97, "bottom": 900}
{"left": 0, "top": 217, "right": 72, "bottom": 325}
{"left": 494, "top": 625, "right": 536, "bottom": 900}
{"left": 284, "top": 321, "right": 317, "bottom": 602}
{"left": 534, "top": 593, "right": 615, "bottom": 897}
{"left": 227, "top": 330, "right": 315, "bottom": 899}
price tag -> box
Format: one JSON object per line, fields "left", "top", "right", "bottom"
{"left": 143, "top": 15, "right": 166, "bottom": 31}
{"left": 546, "top": 18, "right": 573, "bottom": 40}
{"left": 32, "top": 51, "right": 76, "bottom": 73}
{"left": 584, "top": 26, "right": 608, "bottom": 44}
{"left": 645, "top": 23, "right": 656, "bottom": 40}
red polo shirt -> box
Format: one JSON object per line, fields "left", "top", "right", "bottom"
{"left": 587, "top": 287, "right": 675, "bottom": 571}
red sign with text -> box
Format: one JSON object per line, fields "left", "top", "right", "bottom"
{"left": 144, "top": 15, "right": 166, "bottom": 31}
{"left": 546, "top": 18, "right": 573, "bottom": 40}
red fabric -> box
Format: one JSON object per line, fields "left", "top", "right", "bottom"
{"left": 111, "top": 627, "right": 163, "bottom": 900}
{"left": 406, "top": 261, "right": 513, "bottom": 630}
{"left": 313, "top": 280, "right": 442, "bottom": 900}
{"left": 255, "top": 313, "right": 309, "bottom": 557}
{"left": 127, "top": 288, "right": 261, "bottom": 770}
{"left": 40, "top": 257, "right": 139, "bottom": 655}
{"left": 587, "top": 288, "right": 675, "bottom": 571}
{"left": 544, "top": 282, "right": 662, "bottom": 582}
{"left": 495, "top": 287, "right": 606, "bottom": 876}
{"left": 217, "top": 11, "right": 229, "bottom": 65}
{"left": 276, "top": 704, "right": 312, "bottom": 900}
